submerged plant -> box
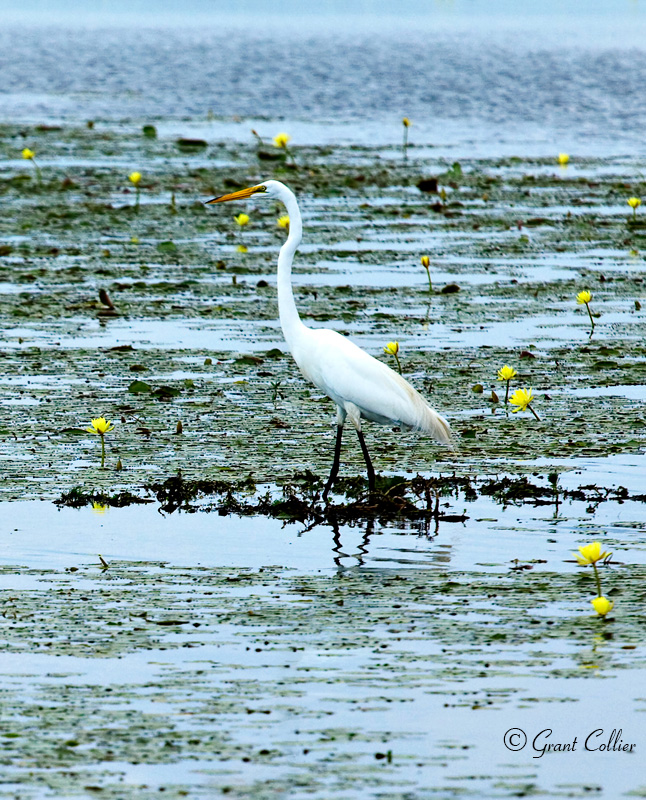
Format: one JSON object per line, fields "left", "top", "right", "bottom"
{"left": 129, "top": 171, "right": 142, "bottom": 210}
{"left": 576, "top": 289, "right": 595, "bottom": 332}
{"left": 86, "top": 417, "right": 115, "bottom": 469}
{"left": 384, "top": 341, "right": 402, "bottom": 374}
{"left": 574, "top": 542, "right": 614, "bottom": 618}
{"left": 509, "top": 387, "right": 540, "bottom": 420}
{"left": 22, "top": 147, "right": 42, "bottom": 184}
{"left": 420, "top": 255, "right": 432, "bottom": 293}
{"left": 497, "top": 364, "right": 517, "bottom": 404}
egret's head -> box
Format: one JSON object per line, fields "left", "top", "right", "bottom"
{"left": 206, "top": 179, "right": 281, "bottom": 205}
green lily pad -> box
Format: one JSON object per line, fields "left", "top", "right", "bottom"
{"left": 156, "top": 241, "right": 177, "bottom": 253}
{"left": 128, "top": 380, "right": 152, "bottom": 394}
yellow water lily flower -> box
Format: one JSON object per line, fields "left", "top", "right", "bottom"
{"left": 273, "top": 132, "right": 291, "bottom": 149}
{"left": 628, "top": 196, "right": 641, "bottom": 220}
{"left": 402, "top": 118, "right": 411, "bottom": 160}
{"left": 557, "top": 153, "right": 569, "bottom": 166}
{"left": 576, "top": 289, "right": 595, "bottom": 331}
{"left": 509, "top": 387, "right": 533, "bottom": 412}
{"left": 277, "top": 215, "right": 290, "bottom": 228}
{"left": 383, "top": 341, "right": 402, "bottom": 373}
{"left": 591, "top": 596, "right": 614, "bottom": 616}
{"left": 128, "top": 172, "right": 142, "bottom": 210}
{"left": 234, "top": 213, "right": 250, "bottom": 227}
{"left": 498, "top": 364, "right": 517, "bottom": 403}
{"left": 420, "top": 255, "right": 432, "bottom": 292}
{"left": 86, "top": 417, "right": 115, "bottom": 436}
{"left": 21, "top": 148, "right": 42, "bottom": 183}
{"left": 574, "top": 542, "right": 612, "bottom": 566}
{"left": 86, "top": 417, "right": 114, "bottom": 468}
{"left": 576, "top": 289, "right": 594, "bottom": 336}
{"left": 574, "top": 542, "right": 613, "bottom": 611}
{"left": 497, "top": 365, "right": 517, "bottom": 382}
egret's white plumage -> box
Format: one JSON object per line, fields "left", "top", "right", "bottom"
{"left": 207, "top": 179, "right": 452, "bottom": 496}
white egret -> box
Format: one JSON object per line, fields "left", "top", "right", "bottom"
{"left": 206, "top": 180, "right": 452, "bottom": 498}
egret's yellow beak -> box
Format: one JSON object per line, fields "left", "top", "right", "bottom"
{"left": 205, "top": 184, "right": 265, "bottom": 204}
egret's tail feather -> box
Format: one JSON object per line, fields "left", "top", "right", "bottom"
{"left": 388, "top": 370, "right": 454, "bottom": 448}
{"left": 420, "top": 405, "right": 454, "bottom": 449}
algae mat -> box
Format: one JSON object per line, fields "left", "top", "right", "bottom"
{"left": 0, "top": 124, "right": 645, "bottom": 498}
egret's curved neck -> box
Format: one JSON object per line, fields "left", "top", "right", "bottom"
{"left": 276, "top": 185, "right": 307, "bottom": 349}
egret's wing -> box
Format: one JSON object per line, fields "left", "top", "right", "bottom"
{"left": 293, "top": 329, "right": 452, "bottom": 445}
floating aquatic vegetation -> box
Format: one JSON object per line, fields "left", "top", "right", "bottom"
{"left": 0, "top": 123, "right": 645, "bottom": 502}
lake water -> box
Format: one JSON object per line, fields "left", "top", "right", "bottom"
{"left": 3, "top": 0, "right": 646, "bottom": 156}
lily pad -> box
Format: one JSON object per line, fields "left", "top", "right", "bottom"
{"left": 156, "top": 240, "right": 178, "bottom": 253}
{"left": 128, "top": 380, "right": 152, "bottom": 394}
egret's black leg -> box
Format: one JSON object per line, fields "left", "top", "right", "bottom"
{"left": 323, "top": 424, "right": 344, "bottom": 501}
{"left": 356, "top": 430, "right": 376, "bottom": 494}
